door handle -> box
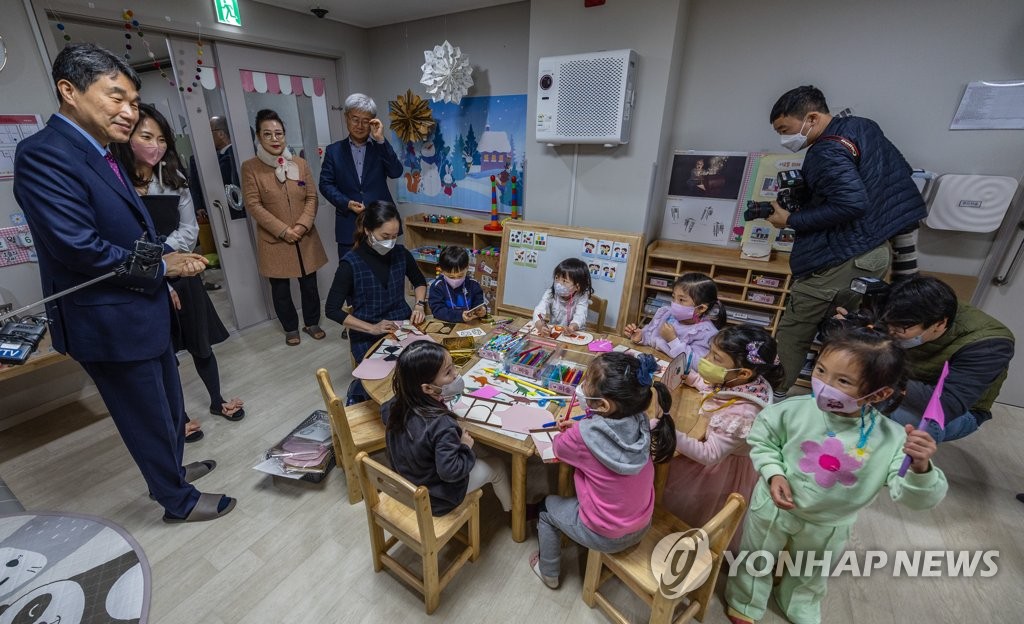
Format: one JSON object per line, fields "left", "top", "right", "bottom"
{"left": 992, "top": 220, "right": 1024, "bottom": 286}
{"left": 212, "top": 199, "right": 231, "bottom": 248}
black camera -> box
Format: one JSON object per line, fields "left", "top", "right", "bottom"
{"left": 120, "top": 239, "right": 165, "bottom": 280}
{"left": 744, "top": 169, "right": 806, "bottom": 221}
{"left": 0, "top": 316, "right": 48, "bottom": 366}
{"left": 818, "top": 276, "right": 892, "bottom": 340}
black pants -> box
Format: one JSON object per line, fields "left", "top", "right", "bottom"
{"left": 269, "top": 273, "right": 320, "bottom": 332}
{"left": 337, "top": 242, "right": 353, "bottom": 262}
{"left": 81, "top": 344, "right": 199, "bottom": 517}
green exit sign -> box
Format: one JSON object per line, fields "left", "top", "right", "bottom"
{"left": 215, "top": 0, "right": 242, "bottom": 26}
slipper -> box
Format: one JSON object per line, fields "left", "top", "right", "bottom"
{"left": 185, "top": 429, "right": 205, "bottom": 443}
{"left": 149, "top": 460, "right": 217, "bottom": 499}
{"left": 529, "top": 551, "right": 559, "bottom": 589}
{"left": 285, "top": 331, "right": 301, "bottom": 346}
{"left": 303, "top": 325, "right": 326, "bottom": 340}
{"left": 163, "top": 492, "right": 236, "bottom": 524}
{"left": 203, "top": 282, "right": 223, "bottom": 291}
{"left": 211, "top": 401, "right": 245, "bottom": 421}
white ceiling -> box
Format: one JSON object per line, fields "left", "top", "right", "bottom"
{"left": 248, "top": 0, "right": 522, "bottom": 28}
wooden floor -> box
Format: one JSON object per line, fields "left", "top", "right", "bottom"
{"left": 2, "top": 316, "right": 1023, "bottom": 623}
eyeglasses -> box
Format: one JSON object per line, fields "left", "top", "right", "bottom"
{"left": 347, "top": 116, "right": 372, "bottom": 127}
{"left": 260, "top": 131, "right": 285, "bottom": 140}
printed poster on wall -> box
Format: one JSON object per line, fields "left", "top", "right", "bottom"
{"left": 392, "top": 95, "right": 527, "bottom": 214}
{"left": 0, "top": 115, "right": 45, "bottom": 180}
{"left": 661, "top": 151, "right": 748, "bottom": 247}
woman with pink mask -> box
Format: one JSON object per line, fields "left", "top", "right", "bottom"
{"left": 112, "top": 104, "right": 245, "bottom": 443}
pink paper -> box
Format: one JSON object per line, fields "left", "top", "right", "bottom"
{"left": 469, "top": 385, "right": 501, "bottom": 399}
{"left": 500, "top": 405, "right": 555, "bottom": 434}
{"left": 352, "top": 358, "right": 396, "bottom": 380}
{"left": 922, "top": 361, "right": 950, "bottom": 428}
{"left": 399, "top": 333, "right": 436, "bottom": 347}
{"left": 589, "top": 339, "right": 614, "bottom": 352}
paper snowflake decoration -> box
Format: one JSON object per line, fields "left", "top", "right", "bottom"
{"left": 420, "top": 40, "right": 474, "bottom": 104}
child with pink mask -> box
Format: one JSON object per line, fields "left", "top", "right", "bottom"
{"left": 427, "top": 246, "right": 486, "bottom": 323}
{"left": 725, "top": 328, "right": 946, "bottom": 624}
{"left": 624, "top": 272, "right": 726, "bottom": 361}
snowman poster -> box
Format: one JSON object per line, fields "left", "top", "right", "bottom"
{"left": 392, "top": 95, "right": 527, "bottom": 214}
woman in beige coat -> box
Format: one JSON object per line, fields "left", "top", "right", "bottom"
{"left": 242, "top": 109, "right": 329, "bottom": 345}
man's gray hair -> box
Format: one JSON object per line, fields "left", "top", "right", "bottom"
{"left": 344, "top": 93, "right": 377, "bottom": 117}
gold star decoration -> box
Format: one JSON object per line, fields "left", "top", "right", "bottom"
{"left": 389, "top": 89, "right": 436, "bottom": 143}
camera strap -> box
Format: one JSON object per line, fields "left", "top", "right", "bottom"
{"left": 819, "top": 135, "right": 860, "bottom": 165}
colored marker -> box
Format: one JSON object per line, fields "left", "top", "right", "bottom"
{"left": 540, "top": 414, "right": 586, "bottom": 428}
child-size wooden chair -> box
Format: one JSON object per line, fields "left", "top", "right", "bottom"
{"left": 582, "top": 493, "right": 747, "bottom": 624}
{"left": 354, "top": 451, "right": 482, "bottom": 614}
{"left": 589, "top": 294, "right": 608, "bottom": 333}
{"left": 316, "top": 368, "right": 385, "bottom": 504}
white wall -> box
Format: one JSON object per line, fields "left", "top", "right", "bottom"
{"left": 0, "top": 3, "right": 94, "bottom": 426}
{"left": 0, "top": 2, "right": 57, "bottom": 311}
{"left": 363, "top": 2, "right": 531, "bottom": 223}
{"left": 524, "top": 0, "right": 689, "bottom": 235}
{"left": 670, "top": 0, "right": 1024, "bottom": 275}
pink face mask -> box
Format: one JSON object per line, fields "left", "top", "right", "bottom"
{"left": 131, "top": 140, "right": 167, "bottom": 168}
{"left": 443, "top": 275, "right": 466, "bottom": 289}
{"left": 670, "top": 302, "right": 695, "bottom": 322}
{"left": 811, "top": 377, "right": 879, "bottom": 414}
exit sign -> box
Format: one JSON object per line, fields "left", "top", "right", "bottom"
{"left": 215, "top": 0, "right": 242, "bottom": 26}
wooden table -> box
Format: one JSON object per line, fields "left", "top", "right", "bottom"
{"left": 361, "top": 317, "right": 707, "bottom": 542}
{"left": 0, "top": 333, "right": 69, "bottom": 382}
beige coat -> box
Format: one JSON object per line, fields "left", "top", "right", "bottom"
{"left": 241, "top": 155, "right": 328, "bottom": 279}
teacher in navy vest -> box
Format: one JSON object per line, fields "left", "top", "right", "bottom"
{"left": 13, "top": 43, "right": 235, "bottom": 523}
{"left": 319, "top": 93, "right": 404, "bottom": 260}
{"left": 325, "top": 202, "right": 426, "bottom": 401}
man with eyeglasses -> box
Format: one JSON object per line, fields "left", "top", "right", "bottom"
{"left": 320, "top": 93, "right": 404, "bottom": 261}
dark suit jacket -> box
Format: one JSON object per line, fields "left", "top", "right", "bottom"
{"left": 319, "top": 137, "right": 403, "bottom": 244}
{"left": 13, "top": 115, "right": 171, "bottom": 362}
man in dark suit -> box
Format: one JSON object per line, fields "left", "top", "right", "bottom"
{"left": 319, "top": 93, "right": 404, "bottom": 260}
{"left": 13, "top": 43, "right": 235, "bottom": 523}
{"left": 209, "top": 115, "right": 244, "bottom": 219}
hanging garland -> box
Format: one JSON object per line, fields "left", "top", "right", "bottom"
{"left": 389, "top": 89, "right": 435, "bottom": 143}
{"left": 120, "top": 10, "right": 204, "bottom": 92}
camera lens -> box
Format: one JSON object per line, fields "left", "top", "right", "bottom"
{"left": 539, "top": 74, "right": 553, "bottom": 90}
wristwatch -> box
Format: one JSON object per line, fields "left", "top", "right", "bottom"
{"left": 416, "top": 300, "right": 428, "bottom": 307}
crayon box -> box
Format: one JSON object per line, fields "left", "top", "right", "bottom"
{"left": 540, "top": 349, "right": 594, "bottom": 395}
{"left": 503, "top": 337, "right": 561, "bottom": 379}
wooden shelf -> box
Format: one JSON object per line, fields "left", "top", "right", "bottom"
{"left": 404, "top": 213, "right": 508, "bottom": 312}
{"left": 638, "top": 240, "right": 794, "bottom": 337}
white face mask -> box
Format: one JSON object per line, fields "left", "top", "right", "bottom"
{"left": 779, "top": 118, "right": 810, "bottom": 153}
{"left": 369, "top": 233, "right": 396, "bottom": 255}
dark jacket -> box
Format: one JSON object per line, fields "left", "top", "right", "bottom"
{"left": 13, "top": 116, "right": 171, "bottom": 362}
{"left": 903, "top": 303, "right": 1015, "bottom": 422}
{"left": 381, "top": 399, "right": 475, "bottom": 516}
{"left": 319, "top": 138, "right": 403, "bottom": 245}
{"left": 427, "top": 276, "right": 486, "bottom": 323}
{"left": 787, "top": 116, "right": 927, "bottom": 278}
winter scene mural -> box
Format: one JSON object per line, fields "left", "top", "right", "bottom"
{"left": 392, "top": 94, "right": 526, "bottom": 214}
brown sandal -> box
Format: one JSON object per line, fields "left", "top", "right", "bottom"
{"left": 285, "top": 331, "right": 301, "bottom": 346}
{"left": 302, "top": 325, "right": 326, "bottom": 340}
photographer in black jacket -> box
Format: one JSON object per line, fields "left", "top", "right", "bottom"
{"left": 767, "top": 86, "right": 927, "bottom": 398}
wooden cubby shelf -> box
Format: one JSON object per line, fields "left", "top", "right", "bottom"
{"left": 638, "top": 240, "right": 793, "bottom": 336}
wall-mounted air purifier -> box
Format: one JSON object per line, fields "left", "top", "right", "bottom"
{"left": 536, "top": 49, "right": 637, "bottom": 147}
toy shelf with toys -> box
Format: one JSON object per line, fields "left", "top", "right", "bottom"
{"left": 404, "top": 212, "right": 511, "bottom": 305}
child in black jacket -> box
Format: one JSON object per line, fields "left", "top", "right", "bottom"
{"left": 382, "top": 341, "right": 511, "bottom": 515}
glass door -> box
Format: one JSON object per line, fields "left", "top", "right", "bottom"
{"left": 210, "top": 42, "right": 343, "bottom": 299}
{"left": 170, "top": 36, "right": 269, "bottom": 329}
